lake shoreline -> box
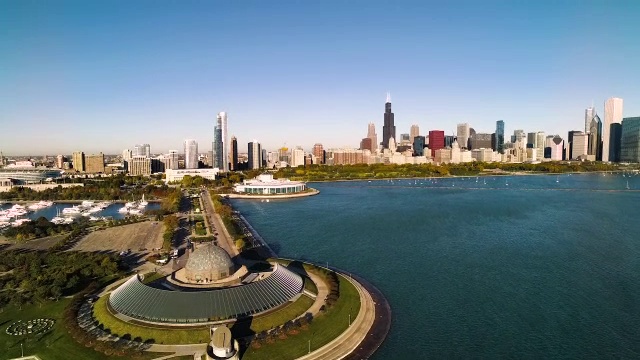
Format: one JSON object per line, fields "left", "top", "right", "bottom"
{"left": 300, "top": 170, "right": 626, "bottom": 184}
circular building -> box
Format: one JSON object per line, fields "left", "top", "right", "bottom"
{"left": 185, "top": 244, "right": 235, "bottom": 283}
{"left": 108, "top": 263, "right": 303, "bottom": 324}
{"left": 233, "top": 174, "right": 307, "bottom": 195}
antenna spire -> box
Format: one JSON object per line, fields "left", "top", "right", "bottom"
{"left": 386, "top": 92, "right": 391, "bottom": 103}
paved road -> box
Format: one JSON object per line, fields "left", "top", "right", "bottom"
{"left": 201, "top": 189, "right": 238, "bottom": 257}
{"left": 297, "top": 275, "right": 377, "bottom": 360}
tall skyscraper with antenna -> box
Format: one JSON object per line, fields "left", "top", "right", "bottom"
{"left": 381, "top": 93, "right": 396, "bottom": 149}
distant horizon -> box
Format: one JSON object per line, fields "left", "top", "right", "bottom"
{"left": 2, "top": 1, "right": 639, "bottom": 154}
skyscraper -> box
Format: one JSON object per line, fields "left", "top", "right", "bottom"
{"left": 291, "top": 147, "right": 305, "bottom": 167}
{"left": 428, "top": 130, "right": 445, "bottom": 158}
{"left": 230, "top": 136, "right": 238, "bottom": 171}
{"left": 571, "top": 132, "right": 588, "bottom": 160}
{"left": 413, "top": 136, "right": 425, "bottom": 156}
{"left": 367, "top": 123, "right": 378, "bottom": 152}
{"left": 72, "top": 151, "right": 85, "bottom": 172}
{"left": 313, "top": 143, "right": 325, "bottom": 164}
{"left": 166, "top": 150, "right": 179, "bottom": 170}
{"left": 495, "top": 120, "right": 505, "bottom": 154}
{"left": 213, "top": 118, "right": 223, "bottom": 169}
{"left": 134, "top": 144, "right": 150, "bottom": 157}
{"left": 456, "top": 123, "right": 470, "bottom": 149}
{"left": 248, "top": 141, "right": 261, "bottom": 170}
{"left": 85, "top": 152, "right": 105, "bottom": 173}
{"left": 410, "top": 124, "right": 420, "bottom": 144}
{"left": 381, "top": 93, "right": 396, "bottom": 149}
{"left": 217, "top": 112, "right": 229, "bottom": 171}
{"left": 588, "top": 115, "right": 602, "bottom": 160}
{"left": 184, "top": 139, "right": 198, "bottom": 169}
{"left": 536, "top": 131, "right": 546, "bottom": 160}
{"left": 620, "top": 117, "right": 640, "bottom": 163}
{"left": 585, "top": 107, "right": 595, "bottom": 134}
{"left": 603, "top": 97, "right": 623, "bottom": 162}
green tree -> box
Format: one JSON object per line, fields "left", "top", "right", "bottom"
{"left": 235, "top": 238, "right": 246, "bottom": 252}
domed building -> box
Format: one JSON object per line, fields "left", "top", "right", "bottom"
{"left": 185, "top": 244, "right": 235, "bottom": 283}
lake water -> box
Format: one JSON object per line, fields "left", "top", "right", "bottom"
{"left": 231, "top": 173, "right": 640, "bottom": 358}
{"left": 0, "top": 202, "right": 161, "bottom": 221}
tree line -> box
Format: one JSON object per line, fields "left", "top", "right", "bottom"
{"left": 273, "top": 161, "right": 620, "bottom": 181}
{"left": 0, "top": 250, "right": 123, "bottom": 309}
{"left": 0, "top": 175, "right": 178, "bottom": 201}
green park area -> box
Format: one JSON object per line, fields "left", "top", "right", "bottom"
{"left": 242, "top": 273, "right": 361, "bottom": 360}
{"left": 0, "top": 299, "right": 110, "bottom": 360}
{"left": 274, "top": 161, "right": 621, "bottom": 181}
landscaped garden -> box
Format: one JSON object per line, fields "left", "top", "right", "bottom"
{"left": 0, "top": 299, "right": 111, "bottom": 360}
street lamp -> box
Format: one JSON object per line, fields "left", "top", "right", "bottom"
{"left": 21, "top": 343, "right": 24, "bottom": 357}
{"left": 308, "top": 332, "right": 315, "bottom": 354}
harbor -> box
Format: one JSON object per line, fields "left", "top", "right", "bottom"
{"left": 0, "top": 199, "right": 161, "bottom": 229}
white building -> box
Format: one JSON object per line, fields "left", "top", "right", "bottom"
{"left": 291, "top": 147, "right": 305, "bottom": 167}
{"left": 471, "top": 148, "right": 494, "bottom": 162}
{"left": 165, "top": 168, "right": 219, "bottom": 183}
{"left": 572, "top": 132, "right": 589, "bottom": 160}
{"left": 234, "top": 174, "right": 307, "bottom": 195}
{"left": 457, "top": 123, "right": 470, "bottom": 149}
{"left": 410, "top": 124, "right": 420, "bottom": 144}
{"left": 546, "top": 136, "right": 564, "bottom": 161}
{"left": 217, "top": 112, "right": 229, "bottom": 172}
{"left": 602, "top": 97, "right": 623, "bottom": 162}
{"left": 184, "top": 139, "right": 199, "bottom": 169}
{"left": 248, "top": 141, "right": 261, "bottom": 170}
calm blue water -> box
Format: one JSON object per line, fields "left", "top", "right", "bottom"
{"left": 232, "top": 173, "right": 640, "bottom": 359}
{"left": 0, "top": 202, "right": 160, "bottom": 220}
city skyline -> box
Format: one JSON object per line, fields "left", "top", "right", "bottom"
{"left": 1, "top": 1, "right": 639, "bottom": 154}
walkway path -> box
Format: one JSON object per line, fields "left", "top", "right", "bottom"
{"left": 296, "top": 274, "right": 377, "bottom": 360}
{"left": 201, "top": 189, "right": 238, "bottom": 257}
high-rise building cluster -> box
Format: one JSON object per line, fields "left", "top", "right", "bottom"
{"left": 31, "top": 94, "right": 640, "bottom": 181}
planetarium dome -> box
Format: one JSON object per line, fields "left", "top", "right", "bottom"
{"left": 185, "top": 243, "right": 235, "bottom": 282}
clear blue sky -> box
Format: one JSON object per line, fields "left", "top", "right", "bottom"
{"left": 1, "top": 0, "right": 639, "bottom": 155}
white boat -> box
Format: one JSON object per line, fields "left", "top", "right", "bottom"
{"left": 87, "top": 206, "right": 103, "bottom": 213}
{"left": 118, "top": 207, "right": 130, "bottom": 214}
{"left": 28, "top": 200, "right": 54, "bottom": 211}
{"left": 138, "top": 194, "right": 148, "bottom": 208}
{"left": 81, "top": 200, "right": 95, "bottom": 208}
{"left": 51, "top": 209, "right": 65, "bottom": 224}
{"left": 12, "top": 218, "right": 31, "bottom": 227}
{"left": 63, "top": 206, "right": 83, "bottom": 215}
{"left": 63, "top": 217, "right": 75, "bottom": 224}
{"left": 129, "top": 209, "right": 143, "bottom": 215}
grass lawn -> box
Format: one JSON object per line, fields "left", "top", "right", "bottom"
{"left": 248, "top": 296, "right": 314, "bottom": 334}
{"left": 241, "top": 274, "right": 361, "bottom": 360}
{"left": 141, "top": 272, "right": 166, "bottom": 285}
{"left": 0, "top": 299, "right": 110, "bottom": 360}
{"left": 0, "top": 299, "right": 165, "bottom": 360}
{"left": 303, "top": 277, "right": 318, "bottom": 295}
{"left": 93, "top": 297, "right": 210, "bottom": 345}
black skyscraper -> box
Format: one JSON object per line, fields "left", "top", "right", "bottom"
{"left": 381, "top": 93, "right": 396, "bottom": 149}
